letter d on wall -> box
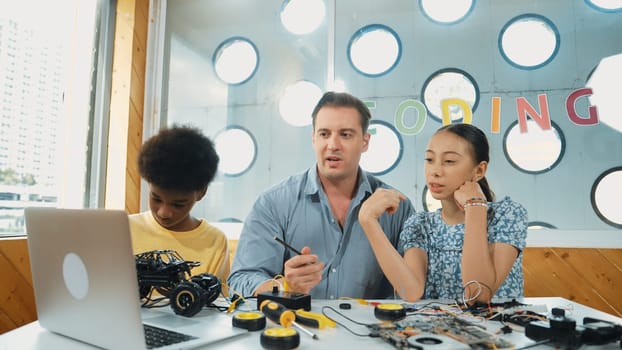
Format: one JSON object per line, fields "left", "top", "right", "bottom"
{"left": 441, "top": 98, "right": 472, "bottom": 125}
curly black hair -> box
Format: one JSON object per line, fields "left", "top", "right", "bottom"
{"left": 138, "top": 125, "right": 219, "bottom": 192}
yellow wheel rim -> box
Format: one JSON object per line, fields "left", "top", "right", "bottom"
{"left": 263, "top": 327, "right": 297, "bottom": 337}
{"left": 377, "top": 303, "right": 403, "bottom": 310}
{"left": 234, "top": 312, "right": 263, "bottom": 320}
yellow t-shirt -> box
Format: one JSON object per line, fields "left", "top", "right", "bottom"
{"left": 129, "top": 211, "right": 230, "bottom": 294}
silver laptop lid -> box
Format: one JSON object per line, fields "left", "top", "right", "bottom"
{"left": 24, "top": 207, "right": 146, "bottom": 350}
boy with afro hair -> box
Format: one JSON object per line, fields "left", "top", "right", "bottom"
{"left": 129, "top": 125, "right": 230, "bottom": 287}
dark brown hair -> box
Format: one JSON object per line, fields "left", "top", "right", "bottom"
{"left": 311, "top": 91, "right": 372, "bottom": 134}
{"left": 436, "top": 123, "right": 495, "bottom": 202}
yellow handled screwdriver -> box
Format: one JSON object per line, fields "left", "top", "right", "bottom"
{"left": 259, "top": 300, "right": 319, "bottom": 340}
{"left": 294, "top": 309, "right": 336, "bottom": 329}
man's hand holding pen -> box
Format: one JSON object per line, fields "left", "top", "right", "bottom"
{"left": 274, "top": 237, "right": 324, "bottom": 294}
{"left": 274, "top": 236, "right": 324, "bottom": 294}
{"left": 283, "top": 246, "right": 324, "bottom": 294}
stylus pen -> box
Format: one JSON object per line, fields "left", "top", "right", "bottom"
{"left": 274, "top": 235, "right": 302, "bottom": 255}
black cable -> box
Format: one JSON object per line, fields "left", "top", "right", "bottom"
{"left": 206, "top": 304, "right": 229, "bottom": 312}
{"left": 404, "top": 301, "right": 452, "bottom": 314}
{"left": 321, "top": 305, "right": 375, "bottom": 337}
{"left": 140, "top": 288, "right": 170, "bottom": 308}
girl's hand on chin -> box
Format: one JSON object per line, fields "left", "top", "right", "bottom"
{"left": 454, "top": 181, "right": 485, "bottom": 209}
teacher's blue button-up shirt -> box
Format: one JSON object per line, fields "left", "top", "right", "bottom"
{"left": 228, "top": 167, "right": 415, "bottom": 299}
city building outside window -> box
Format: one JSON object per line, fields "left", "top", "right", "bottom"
{"left": 0, "top": 0, "right": 111, "bottom": 236}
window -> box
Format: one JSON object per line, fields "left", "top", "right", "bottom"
{"left": 347, "top": 24, "right": 401, "bottom": 77}
{"left": 279, "top": 80, "right": 323, "bottom": 127}
{"left": 421, "top": 68, "right": 479, "bottom": 123}
{"left": 584, "top": 0, "right": 622, "bottom": 12}
{"left": 529, "top": 221, "right": 557, "bottom": 229}
{"left": 586, "top": 53, "right": 622, "bottom": 133}
{"left": 503, "top": 120, "right": 565, "bottom": 174}
{"left": 213, "top": 37, "right": 259, "bottom": 85}
{"left": 591, "top": 167, "right": 622, "bottom": 228}
{"left": 360, "top": 120, "right": 403, "bottom": 175}
{"left": 419, "top": 0, "right": 475, "bottom": 25}
{"left": 499, "top": 14, "right": 560, "bottom": 70}
{"left": 0, "top": 0, "right": 112, "bottom": 236}
{"left": 280, "top": 0, "right": 326, "bottom": 35}
{"left": 214, "top": 126, "right": 257, "bottom": 177}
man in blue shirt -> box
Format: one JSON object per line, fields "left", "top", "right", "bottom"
{"left": 228, "top": 92, "right": 415, "bottom": 299}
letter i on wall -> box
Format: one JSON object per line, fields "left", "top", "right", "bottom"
{"left": 491, "top": 96, "right": 501, "bottom": 133}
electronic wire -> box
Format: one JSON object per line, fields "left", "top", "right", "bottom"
{"left": 320, "top": 306, "right": 375, "bottom": 337}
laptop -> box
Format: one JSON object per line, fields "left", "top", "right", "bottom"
{"left": 24, "top": 207, "right": 247, "bottom": 350}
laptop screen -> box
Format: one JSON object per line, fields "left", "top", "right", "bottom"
{"left": 24, "top": 207, "right": 246, "bottom": 350}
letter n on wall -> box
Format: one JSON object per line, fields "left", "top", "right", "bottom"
{"left": 516, "top": 94, "right": 552, "bottom": 133}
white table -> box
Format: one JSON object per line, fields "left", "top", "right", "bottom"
{"left": 1, "top": 297, "right": 621, "bottom": 349}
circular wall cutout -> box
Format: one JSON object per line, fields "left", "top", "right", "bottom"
{"left": 586, "top": 53, "right": 622, "bottom": 133}
{"left": 280, "top": 0, "right": 326, "bottom": 34}
{"left": 419, "top": 0, "right": 475, "bottom": 24}
{"left": 591, "top": 167, "right": 622, "bottom": 228}
{"left": 503, "top": 120, "right": 565, "bottom": 174}
{"left": 499, "top": 14, "right": 560, "bottom": 70}
{"left": 360, "top": 120, "right": 403, "bottom": 175}
{"left": 213, "top": 37, "right": 259, "bottom": 85}
{"left": 528, "top": 221, "right": 557, "bottom": 229}
{"left": 279, "top": 80, "right": 322, "bottom": 127}
{"left": 421, "top": 68, "right": 479, "bottom": 123}
{"left": 584, "top": 0, "right": 622, "bottom": 12}
{"left": 214, "top": 126, "right": 257, "bottom": 177}
{"left": 348, "top": 24, "right": 402, "bottom": 77}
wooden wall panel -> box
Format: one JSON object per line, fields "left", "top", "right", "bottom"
{"left": 106, "top": 0, "right": 148, "bottom": 214}
{"left": 604, "top": 249, "right": 622, "bottom": 269}
{"left": 126, "top": 0, "right": 148, "bottom": 214}
{"left": 523, "top": 248, "right": 622, "bottom": 317}
{"left": 0, "top": 238, "right": 36, "bottom": 335}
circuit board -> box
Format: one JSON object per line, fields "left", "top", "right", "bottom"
{"left": 371, "top": 314, "right": 514, "bottom": 349}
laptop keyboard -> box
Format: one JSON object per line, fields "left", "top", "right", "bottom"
{"left": 143, "top": 324, "right": 198, "bottom": 349}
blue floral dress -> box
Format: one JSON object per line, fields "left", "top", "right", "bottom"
{"left": 399, "top": 196, "right": 527, "bottom": 299}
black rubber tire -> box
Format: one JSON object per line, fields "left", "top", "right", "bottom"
{"left": 191, "top": 273, "right": 221, "bottom": 305}
{"left": 232, "top": 312, "right": 266, "bottom": 331}
{"left": 260, "top": 327, "right": 300, "bottom": 350}
{"left": 374, "top": 303, "right": 406, "bottom": 321}
{"left": 170, "top": 281, "right": 207, "bottom": 317}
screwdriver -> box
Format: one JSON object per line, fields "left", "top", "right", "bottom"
{"left": 259, "top": 300, "right": 319, "bottom": 340}
{"left": 294, "top": 309, "right": 336, "bottom": 329}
